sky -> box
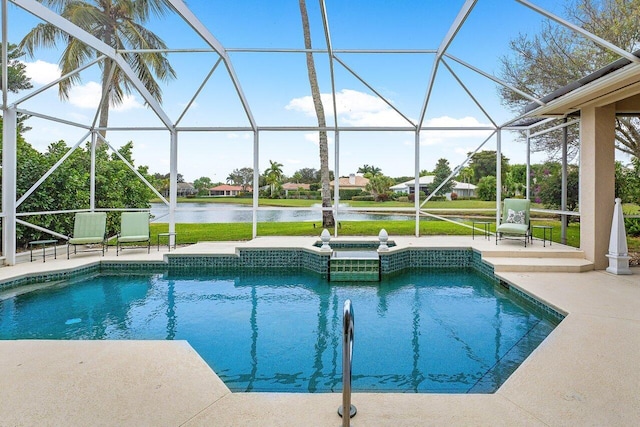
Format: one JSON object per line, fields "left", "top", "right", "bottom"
{"left": 2, "top": 0, "right": 605, "bottom": 184}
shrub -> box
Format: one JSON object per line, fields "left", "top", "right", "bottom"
{"left": 351, "top": 195, "right": 375, "bottom": 201}
{"left": 398, "top": 196, "right": 409, "bottom": 203}
{"left": 450, "top": 192, "right": 458, "bottom": 200}
{"left": 288, "top": 190, "right": 321, "bottom": 200}
{"left": 625, "top": 218, "right": 640, "bottom": 237}
{"left": 339, "top": 189, "right": 363, "bottom": 200}
{"left": 408, "top": 191, "right": 425, "bottom": 202}
{"left": 477, "top": 175, "right": 497, "bottom": 201}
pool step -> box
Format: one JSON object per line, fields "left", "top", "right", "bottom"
{"left": 483, "top": 256, "right": 594, "bottom": 273}
{"left": 330, "top": 250, "right": 380, "bottom": 282}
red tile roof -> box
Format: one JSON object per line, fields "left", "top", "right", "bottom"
{"left": 282, "top": 182, "right": 311, "bottom": 190}
{"left": 210, "top": 184, "right": 250, "bottom": 191}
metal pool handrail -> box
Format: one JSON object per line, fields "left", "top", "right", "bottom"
{"left": 338, "top": 299, "right": 356, "bottom": 425}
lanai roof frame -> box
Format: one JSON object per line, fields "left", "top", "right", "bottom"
{"left": 2, "top": 0, "right": 639, "bottom": 267}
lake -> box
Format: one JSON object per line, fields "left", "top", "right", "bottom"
{"left": 150, "top": 202, "right": 418, "bottom": 223}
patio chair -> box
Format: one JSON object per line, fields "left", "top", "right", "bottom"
{"left": 116, "top": 212, "right": 151, "bottom": 255}
{"left": 67, "top": 212, "right": 107, "bottom": 258}
{"left": 496, "top": 198, "right": 531, "bottom": 247}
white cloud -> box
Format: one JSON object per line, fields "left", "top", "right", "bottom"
{"left": 68, "top": 81, "right": 143, "bottom": 111}
{"left": 287, "top": 90, "right": 494, "bottom": 142}
{"left": 67, "top": 82, "right": 101, "bottom": 109}
{"left": 286, "top": 89, "right": 412, "bottom": 127}
{"left": 23, "top": 60, "right": 60, "bottom": 84}
{"left": 23, "top": 60, "right": 142, "bottom": 112}
{"left": 420, "top": 116, "right": 493, "bottom": 145}
{"left": 286, "top": 158, "right": 302, "bottom": 164}
{"left": 113, "top": 94, "right": 144, "bottom": 111}
{"left": 286, "top": 96, "right": 315, "bottom": 116}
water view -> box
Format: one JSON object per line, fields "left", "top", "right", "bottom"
{"left": 150, "top": 202, "right": 418, "bottom": 223}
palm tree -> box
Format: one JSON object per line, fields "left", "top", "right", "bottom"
{"left": 160, "top": 177, "right": 170, "bottom": 197}
{"left": 365, "top": 174, "right": 394, "bottom": 202}
{"left": 298, "top": 0, "right": 335, "bottom": 228}
{"left": 357, "top": 164, "right": 382, "bottom": 177}
{"left": 265, "top": 160, "right": 283, "bottom": 197}
{"left": 226, "top": 171, "right": 242, "bottom": 186}
{"left": 19, "top": 0, "right": 176, "bottom": 139}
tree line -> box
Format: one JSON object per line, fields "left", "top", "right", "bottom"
{"left": 0, "top": 128, "right": 156, "bottom": 247}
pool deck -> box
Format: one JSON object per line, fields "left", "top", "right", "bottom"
{"left": 0, "top": 236, "right": 639, "bottom": 426}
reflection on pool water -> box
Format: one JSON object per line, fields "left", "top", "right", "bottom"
{"left": 0, "top": 269, "right": 558, "bottom": 393}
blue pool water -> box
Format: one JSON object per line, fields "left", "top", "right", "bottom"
{"left": 0, "top": 269, "right": 558, "bottom": 393}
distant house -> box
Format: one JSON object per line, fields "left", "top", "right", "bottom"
{"left": 177, "top": 182, "right": 198, "bottom": 197}
{"left": 209, "top": 184, "right": 250, "bottom": 196}
{"left": 329, "top": 173, "right": 369, "bottom": 191}
{"left": 451, "top": 182, "right": 477, "bottom": 199}
{"left": 282, "top": 182, "right": 310, "bottom": 197}
{"left": 390, "top": 176, "right": 476, "bottom": 199}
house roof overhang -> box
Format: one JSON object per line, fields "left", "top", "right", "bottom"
{"left": 523, "top": 52, "right": 640, "bottom": 118}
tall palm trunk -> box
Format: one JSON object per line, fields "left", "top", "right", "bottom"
{"left": 298, "top": 0, "right": 335, "bottom": 228}
{"left": 98, "top": 58, "right": 113, "bottom": 142}
{"left": 98, "top": 19, "right": 115, "bottom": 143}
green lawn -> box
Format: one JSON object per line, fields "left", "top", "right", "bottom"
{"left": 149, "top": 219, "right": 588, "bottom": 248}
{"left": 147, "top": 199, "right": 640, "bottom": 251}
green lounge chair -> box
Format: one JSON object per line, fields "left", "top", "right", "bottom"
{"left": 496, "top": 198, "right": 531, "bottom": 247}
{"left": 67, "top": 212, "right": 107, "bottom": 258}
{"left": 116, "top": 212, "right": 150, "bottom": 255}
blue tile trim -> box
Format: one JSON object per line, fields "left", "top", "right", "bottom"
{"left": 505, "top": 284, "right": 565, "bottom": 322}
{"left": 471, "top": 249, "right": 497, "bottom": 284}
{"left": 380, "top": 248, "right": 473, "bottom": 274}
{"left": 0, "top": 263, "right": 101, "bottom": 292}
{"left": 166, "top": 249, "right": 331, "bottom": 275}
{"left": 100, "top": 261, "right": 166, "bottom": 273}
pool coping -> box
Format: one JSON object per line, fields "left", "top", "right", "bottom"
{"left": 0, "top": 236, "right": 638, "bottom": 425}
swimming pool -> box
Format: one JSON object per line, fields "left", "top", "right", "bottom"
{"left": 0, "top": 268, "right": 559, "bottom": 393}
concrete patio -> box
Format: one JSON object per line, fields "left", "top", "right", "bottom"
{"left": 0, "top": 237, "right": 638, "bottom": 426}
